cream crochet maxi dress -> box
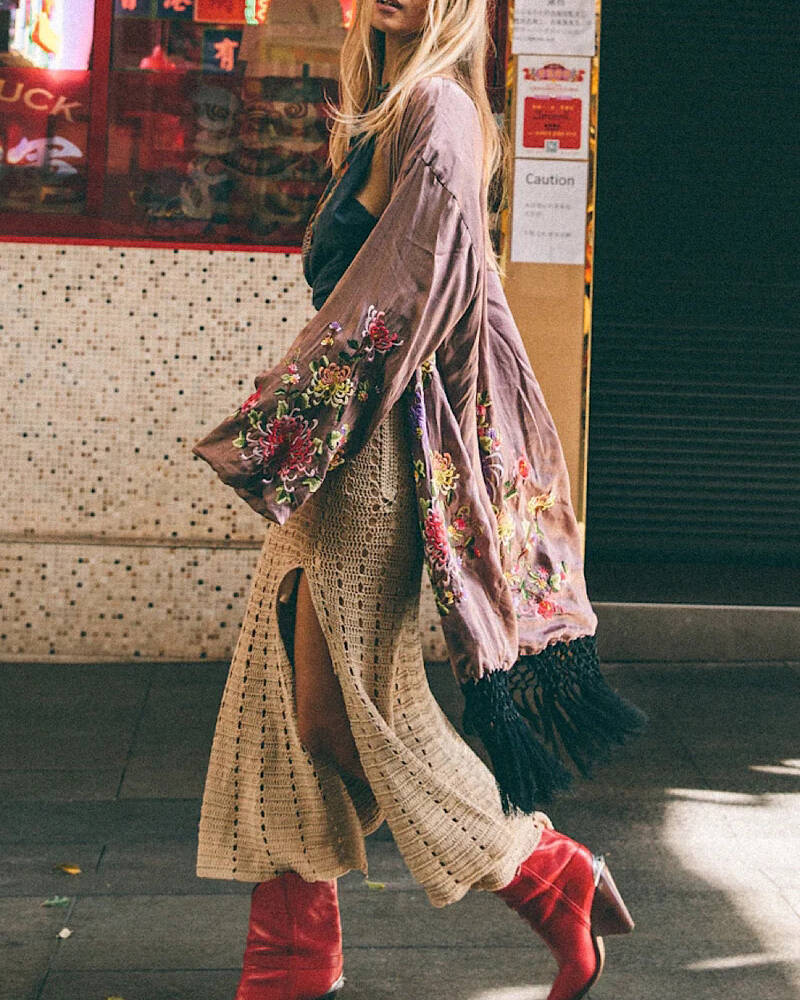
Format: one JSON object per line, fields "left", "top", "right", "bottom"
{"left": 196, "top": 400, "right": 545, "bottom": 908}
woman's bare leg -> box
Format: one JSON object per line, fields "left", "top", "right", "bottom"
{"left": 293, "top": 569, "right": 368, "bottom": 783}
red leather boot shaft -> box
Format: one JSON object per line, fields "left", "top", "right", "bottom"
{"left": 236, "top": 872, "right": 343, "bottom": 1000}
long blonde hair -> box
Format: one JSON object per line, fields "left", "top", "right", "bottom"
{"left": 327, "top": 0, "right": 507, "bottom": 267}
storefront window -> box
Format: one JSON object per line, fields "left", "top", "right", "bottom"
{"left": 0, "top": 0, "right": 505, "bottom": 250}
{"left": 0, "top": 0, "right": 354, "bottom": 247}
{"left": 0, "top": 0, "right": 95, "bottom": 215}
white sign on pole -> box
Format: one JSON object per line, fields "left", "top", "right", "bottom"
{"left": 514, "top": 55, "right": 591, "bottom": 160}
{"left": 510, "top": 158, "right": 589, "bottom": 264}
{"left": 512, "top": 0, "right": 596, "bottom": 57}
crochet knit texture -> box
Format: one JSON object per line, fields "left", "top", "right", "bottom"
{"left": 196, "top": 403, "right": 545, "bottom": 907}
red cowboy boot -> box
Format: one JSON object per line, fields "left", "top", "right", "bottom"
{"left": 235, "top": 872, "right": 344, "bottom": 1000}
{"left": 494, "top": 827, "right": 634, "bottom": 1000}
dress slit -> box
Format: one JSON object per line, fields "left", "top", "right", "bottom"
{"left": 275, "top": 566, "right": 303, "bottom": 670}
{"left": 196, "top": 403, "right": 544, "bottom": 907}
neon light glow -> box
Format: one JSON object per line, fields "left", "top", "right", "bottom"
{"left": 339, "top": 0, "right": 355, "bottom": 29}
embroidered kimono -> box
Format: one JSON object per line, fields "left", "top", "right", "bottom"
{"left": 193, "top": 76, "right": 645, "bottom": 814}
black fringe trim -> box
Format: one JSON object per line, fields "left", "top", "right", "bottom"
{"left": 462, "top": 669, "right": 573, "bottom": 814}
{"left": 461, "top": 635, "right": 647, "bottom": 816}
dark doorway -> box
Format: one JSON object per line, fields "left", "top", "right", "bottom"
{"left": 585, "top": 0, "right": 799, "bottom": 605}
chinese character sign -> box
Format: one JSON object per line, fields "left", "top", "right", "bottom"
{"left": 115, "top": 0, "right": 152, "bottom": 16}
{"left": 514, "top": 55, "right": 591, "bottom": 160}
{"left": 202, "top": 29, "right": 243, "bottom": 73}
{"left": 512, "top": 0, "right": 596, "bottom": 57}
{"left": 157, "top": 0, "right": 195, "bottom": 18}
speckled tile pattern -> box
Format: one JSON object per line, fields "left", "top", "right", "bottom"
{"left": 2, "top": 246, "right": 310, "bottom": 541}
{"left": 0, "top": 243, "right": 447, "bottom": 662}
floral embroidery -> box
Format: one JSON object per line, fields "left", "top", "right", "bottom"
{"left": 448, "top": 504, "right": 479, "bottom": 560}
{"left": 527, "top": 488, "right": 556, "bottom": 540}
{"left": 240, "top": 386, "right": 262, "bottom": 415}
{"left": 420, "top": 352, "right": 436, "bottom": 385}
{"left": 403, "top": 375, "right": 567, "bottom": 624}
{"left": 320, "top": 321, "right": 341, "bottom": 348}
{"left": 505, "top": 560, "right": 568, "bottom": 620}
{"left": 473, "top": 388, "right": 565, "bottom": 619}
{"left": 476, "top": 389, "right": 503, "bottom": 457}
{"left": 419, "top": 497, "right": 463, "bottom": 614}
{"left": 242, "top": 410, "right": 320, "bottom": 492}
{"left": 326, "top": 423, "right": 350, "bottom": 469}
{"left": 232, "top": 305, "right": 402, "bottom": 507}
{"left": 309, "top": 360, "right": 356, "bottom": 407}
{"left": 280, "top": 361, "right": 301, "bottom": 386}
{"left": 502, "top": 452, "right": 532, "bottom": 501}
{"left": 409, "top": 383, "right": 425, "bottom": 439}
{"left": 414, "top": 452, "right": 476, "bottom": 613}
{"left": 431, "top": 450, "right": 459, "bottom": 503}
{"left": 404, "top": 374, "right": 469, "bottom": 614}
{"left": 494, "top": 505, "right": 515, "bottom": 551}
{"left": 423, "top": 503, "right": 451, "bottom": 568}
{"left": 527, "top": 489, "right": 555, "bottom": 517}
{"left": 476, "top": 389, "right": 504, "bottom": 494}
{"left": 362, "top": 306, "right": 403, "bottom": 359}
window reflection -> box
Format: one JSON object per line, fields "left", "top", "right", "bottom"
{"left": 106, "top": 0, "right": 347, "bottom": 241}
{"left": 0, "top": 0, "right": 95, "bottom": 214}
{"left": 0, "top": 0, "right": 352, "bottom": 244}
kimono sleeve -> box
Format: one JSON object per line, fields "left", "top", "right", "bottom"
{"left": 192, "top": 87, "right": 483, "bottom": 525}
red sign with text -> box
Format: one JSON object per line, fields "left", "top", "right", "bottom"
{"left": 523, "top": 96, "right": 582, "bottom": 150}
{"left": 0, "top": 69, "right": 92, "bottom": 213}
{"left": 193, "top": 0, "right": 247, "bottom": 22}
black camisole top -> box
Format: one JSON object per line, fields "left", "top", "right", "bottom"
{"left": 302, "top": 133, "right": 379, "bottom": 311}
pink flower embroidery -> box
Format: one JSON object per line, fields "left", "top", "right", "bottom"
{"left": 362, "top": 306, "right": 402, "bottom": 357}
{"left": 452, "top": 513, "right": 468, "bottom": 533}
{"left": 245, "top": 412, "right": 317, "bottom": 482}
{"left": 517, "top": 455, "right": 530, "bottom": 480}
{"left": 537, "top": 600, "right": 556, "bottom": 619}
{"left": 423, "top": 506, "right": 450, "bottom": 569}
{"left": 240, "top": 386, "right": 262, "bottom": 414}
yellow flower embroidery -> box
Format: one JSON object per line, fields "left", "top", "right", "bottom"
{"left": 527, "top": 489, "right": 556, "bottom": 518}
{"left": 495, "top": 507, "right": 515, "bottom": 548}
{"left": 420, "top": 353, "right": 436, "bottom": 385}
{"left": 431, "top": 450, "right": 459, "bottom": 503}
{"left": 309, "top": 362, "right": 355, "bottom": 407}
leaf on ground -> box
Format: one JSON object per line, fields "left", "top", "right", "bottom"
{"left": 41, "top": 896, "right": 70, "bottom": 907}
{"left": 56, "top": 864, "right": 82, "bottom": 875}
{"left": 57, "top": 927, "right": 73, "bottom": 939}
{"left": 365, "top": 879, "right": 386, "bottom": 890}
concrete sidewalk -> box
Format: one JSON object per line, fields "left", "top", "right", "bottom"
{"left": 1, "top": 659, "right": 798, "bottom": 1000}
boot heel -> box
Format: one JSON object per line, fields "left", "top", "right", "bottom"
{"left": 319, "top": 976, "right": 345, "bottom": 999}
{"left": 590, "top": 858, "right": 635, "bottom": 937}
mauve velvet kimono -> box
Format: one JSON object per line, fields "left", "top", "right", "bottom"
{"left": 193, "top": 76, "right": 645, "bottom": 814}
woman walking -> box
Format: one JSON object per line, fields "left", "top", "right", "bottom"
{"left": 193, "top": 2, "right": 646, "bottom": 997}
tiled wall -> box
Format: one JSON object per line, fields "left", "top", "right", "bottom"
{"left": 0, "top": 243, "right": 446, "bottom": 663}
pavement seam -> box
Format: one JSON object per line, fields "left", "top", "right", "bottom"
{"left": 114, "top": 663, "right": 157, "bottom": 801}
